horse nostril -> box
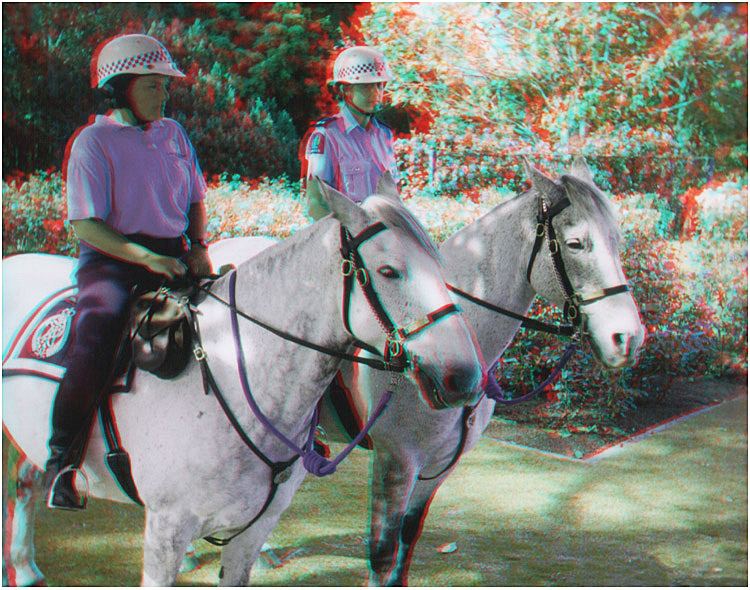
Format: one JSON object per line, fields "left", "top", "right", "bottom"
{"left": 443, "top": 366, "right": 481, "bottom": 396}
{"left": 613, "top": 332, "right": 629, "bottom": 355}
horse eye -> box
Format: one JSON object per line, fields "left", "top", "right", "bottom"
{"left": 566, "top": 238, "right": 586, "bottom": 251}
{"left": 378, "top": 265, "right": 401, "bottom": 279}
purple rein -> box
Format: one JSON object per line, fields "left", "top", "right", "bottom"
{"left": 228, "top": 269, "right": 392, "bottom": 477}
{"left": 484, "top": 339, "right": 579, "bottom": 406}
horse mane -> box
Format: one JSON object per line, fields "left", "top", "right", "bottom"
{"left": 363, "top": 196, "right": 444, "bottom": 263}
{"left": 560, "top": 174, "right": 622, "bottom": 243}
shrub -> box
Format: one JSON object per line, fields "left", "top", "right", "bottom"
{"left": 2, "top": 169, "right": 76, "bottom": 256}
{"left": 2, "top": 3, "right": 355, "bottom": 178}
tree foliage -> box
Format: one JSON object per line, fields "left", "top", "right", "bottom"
{"left": 357, "top": 3, "right": 747, "bottom": 169}
{"left": 2, "top": 2, "right": 747, "bottom": 185}
{"left": 2, "top": 2, "right": 358, "bottom": 178}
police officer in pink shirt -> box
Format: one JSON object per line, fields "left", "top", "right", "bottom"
{"left": 302, "top": 46, "right": 400, "bottom": 220}
{"left": 44, "top": 34, "right": 213, "bottom": 510}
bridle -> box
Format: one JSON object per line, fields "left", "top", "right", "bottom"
{"left": 525, "top": 188, "right": 630, "bottom": 327}
{"left": 418, "top": 187, "right": 633, "bottom": 480}
{"left": 194, "top": 219, "right": 463, "bottom": 477}
{"left": 339, "top": 222, "right": 462, "bottom": 371}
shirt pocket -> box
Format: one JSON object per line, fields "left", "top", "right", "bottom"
{"left": 340, "top": 159, "right": 371, "bottom": 202}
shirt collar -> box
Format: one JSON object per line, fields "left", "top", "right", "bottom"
{"left": 97, "top": 114, "right": 165, "bottom": 133}
{"left": 339, "top": 105, "right": 371, "bottom": 133}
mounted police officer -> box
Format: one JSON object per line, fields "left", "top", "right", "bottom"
{"left": 301, "top": 46, "right": 400, "bottom": 220}
{"left": 44, "top": 34, "right": 212, "bottom": 511}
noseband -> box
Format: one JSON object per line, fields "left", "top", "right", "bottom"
{"left": 340, "top": 223, "right": 461, "bottom": 371}
{"left": 525, "top": 195, "right": 630, "bottom": 326}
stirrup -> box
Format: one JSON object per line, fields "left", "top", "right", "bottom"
{"left": 46, "top": 465, "right": 88, "bottom": 511}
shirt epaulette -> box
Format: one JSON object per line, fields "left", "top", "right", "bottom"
{"left": 311, "top": 116, "right": 336, "bottom": 128}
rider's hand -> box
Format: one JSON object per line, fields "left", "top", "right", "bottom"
{"left": 144, "top": 253, "right": 188, "bottom": 280}
{"left": 185, "top": 245, "right": 213, "bottom": 278}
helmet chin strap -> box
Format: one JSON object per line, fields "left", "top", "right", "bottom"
{"left": 344, "top": 97, "right": 374, "bottom": 119}
{"left": 119, "top": 106, "right": 152, "bottom": 128}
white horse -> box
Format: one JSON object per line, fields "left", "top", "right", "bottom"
{"left": 318, "top": 158, "right": 646, "bottom": 585}
{"left": 1, "top": 177, "right": 486, "bottom": 586}
{"left": 153, "top": 158, "right": 645, "bottom": 585}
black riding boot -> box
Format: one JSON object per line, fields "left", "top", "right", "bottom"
{"left": 43, "top": 376, "right": 96, "bottom": 511}
{"left": 44, "top": 444, "right": 86, "bottom": 511}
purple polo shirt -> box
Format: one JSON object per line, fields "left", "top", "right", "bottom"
{"left": 66, "top": 115, "right": 206, "bottom": 238}
{"left": 303, "top": 106, "right": 398, "bottom": 202}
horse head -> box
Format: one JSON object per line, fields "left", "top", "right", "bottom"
{"left": 318, "top": 178, "right": 486, "bottom": 409}
{"left": 523, "top": 158, "right": 645, "bottom": 368}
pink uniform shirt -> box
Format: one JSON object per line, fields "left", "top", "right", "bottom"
{"left": 303, "top": 106, "right": 398, "bottom": 203}
{"left": 66, "top": 115, "right": 206, "bottom": 238}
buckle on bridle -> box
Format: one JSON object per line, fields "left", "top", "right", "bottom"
{"left": 388, "top": 338, "right": 404, "bottom": 358}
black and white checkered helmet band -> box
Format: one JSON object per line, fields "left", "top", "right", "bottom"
{"left": 94, "top": 34, "right": 185, "bottom": 88}
{"left": 332, "top": 47, "right": 394, "bottom": 83}
{"left": 98, "top": 49, "right": 171, "bottom": 80}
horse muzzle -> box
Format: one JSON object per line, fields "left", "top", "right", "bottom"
{"left": 410, "top": 356, "right": 486, "bottom": 410}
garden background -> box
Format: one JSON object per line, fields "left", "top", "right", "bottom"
{"left": 3, "top": 2, "right": 748, "bottom": 434}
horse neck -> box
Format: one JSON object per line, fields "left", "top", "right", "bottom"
{"left": 225, "top": 220, "right": 349, "bottom": 433}
{"left": 440, "top": 192, "right": 538, "bottom": 360}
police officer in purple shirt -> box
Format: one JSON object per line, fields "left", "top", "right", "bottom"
{"left": 302, "top": 46, "right": 400, "bottom": 220}
{"left": 43, "top": 34, "right": 213, "bottom": 510}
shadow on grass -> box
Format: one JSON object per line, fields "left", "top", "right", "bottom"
{"left": 13, "top": 396, "right": 748, "bottom": 586}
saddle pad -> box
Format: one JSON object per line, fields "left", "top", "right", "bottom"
{"left": 2, "top": 286, "right": 131, "bottom": 390}
{"left": 3, "top": 287, "right": 77, "bottom": 382}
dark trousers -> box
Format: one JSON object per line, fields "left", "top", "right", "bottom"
{"left": 49, "top": 235, "right": 187, "bottom": 462}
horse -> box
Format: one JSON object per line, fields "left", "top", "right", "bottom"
{"left": 1, "top": 176, "right": 486, "bottom": 586}
{"left": 154, "top": 157, "right": 645, "bottom": 585}
{"left": 317, "top": 158, "right": 646, "bottom": 585}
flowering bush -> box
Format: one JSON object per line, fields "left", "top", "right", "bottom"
{"left": 203, "top": 174, "right": 307, "bottom": 240}
{"left": 2, "top": 169, "right": 76, "bottom": 256}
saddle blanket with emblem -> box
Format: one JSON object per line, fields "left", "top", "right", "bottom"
{"left": 2, "top": 286, "right": 131, "bottom": 390}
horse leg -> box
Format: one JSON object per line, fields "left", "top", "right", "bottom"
{"left": 390, "top": 477, "right": 445, "bottom": 586}
{"left": 367, "top": 453, "right": 418, "bottom": 587}
{"left": 3, "top": 448, "right": 45, "bottom": 587}
{"left": 218, "top": 518, "right": 280, "bottom": 586}
{"left": 141, "top": 510, "right": 198, "bottom": 586}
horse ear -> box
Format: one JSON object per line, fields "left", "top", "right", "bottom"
{"left": 316, "top": 178, "right": 369, "bottom": 230}
{"left": 376, "top": 172, "right": 401, "bottom": 201}
{"left": 522, "top": 158, "right": 561, "bottom": 201}
{"left": 569, "top": 156, "right": 595, "bottom": 185}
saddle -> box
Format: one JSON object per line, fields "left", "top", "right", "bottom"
{"left": 129, "top": 287, "right": 196, "bottom": 379}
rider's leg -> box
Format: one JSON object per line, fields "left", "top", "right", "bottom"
{"left": 44, "top": 260, "right": 134, "bottom": 510}
{"left": 44, "top": 238, "right": 186, "bottom": 510}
